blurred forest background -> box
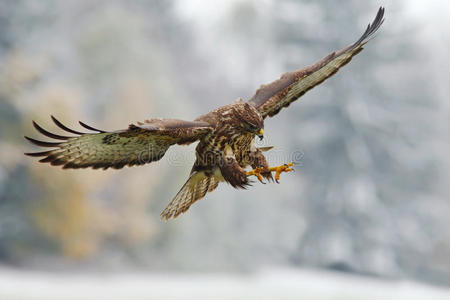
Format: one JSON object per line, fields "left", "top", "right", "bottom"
{"left": 0, "top": 0, "right": 449, "bottom": 290}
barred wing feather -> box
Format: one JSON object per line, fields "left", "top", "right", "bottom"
{"left": 25, "top": 116, "right": 213, "bottom": 170}
{"left": 248, "top": 7, "right": 384, "bottom": 119}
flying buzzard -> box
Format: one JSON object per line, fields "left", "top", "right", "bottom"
{"left": 25, "top": 7, "right": 385, "bottom": 220}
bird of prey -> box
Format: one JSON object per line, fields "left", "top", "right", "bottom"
{"left": 25, "top": 7, "right": 385, "bottom": 220}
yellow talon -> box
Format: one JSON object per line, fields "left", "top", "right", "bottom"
{"left": 268, "top": 162, "right": 294, "bottom": 183}
{"left": 247, "top": 162, "right": 294, "bottom": 184}
{"left": 246, "top": 167, "right": 265, "bottom": 184}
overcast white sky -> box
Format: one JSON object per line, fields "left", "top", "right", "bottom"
{"left": 175, "top": 0, "right": 450, "bottom": 25}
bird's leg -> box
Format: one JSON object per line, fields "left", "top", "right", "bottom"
{"left": 268, "top": 162, "right": 294, "bottom": 183}
{"left": 247, "top": 162, "right": 294, "bottom": 184}
{"left": 246, "top": 167, "right": 266, "bottom": 184}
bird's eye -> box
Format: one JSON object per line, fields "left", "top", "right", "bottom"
{"left": 247, "top": 123, "right": 258, "bottom": 131}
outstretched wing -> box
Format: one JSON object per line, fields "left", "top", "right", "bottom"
{"left": 25, "top": 116, "right": 213, "bottom": 170}
{"left": 248, "top": 7, "right": 385, "bottom": 119}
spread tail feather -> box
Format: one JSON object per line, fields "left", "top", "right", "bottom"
{"left": 161, "top": 172, "right": 219, "bottom": 220}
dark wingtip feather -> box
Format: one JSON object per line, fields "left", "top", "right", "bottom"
{"left": 352, "top": 6, "right": 385, "bottom": 48}
{"left": 51, "top": 115, "right": 86, "bottom": 135}
{"left": 38, "top": 154, "right": 60, "bottom": 163}
{"left": 79, "top": 121, "right": 107, "bottom": 133}
{"left": 32, "top": 121, "right": 72, "bottom": 140}
{"left": 24, "top": 136, "right": 61, "bottom": 147}
{"left": 50, "top": 158, "right": 67, "bottom": 166}
{"left": 24, "top": 150, "right": 54, "bottom": 157}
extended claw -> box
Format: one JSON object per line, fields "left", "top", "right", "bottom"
{"left": 246, "top": 167, "right": 266, "bottom": 184}
{"left": 269, "top": 162, "right": 294, "bottom": 183}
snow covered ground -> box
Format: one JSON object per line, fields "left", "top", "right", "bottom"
{"left": 0, "top": 268, "right": 449, "bottom": 300}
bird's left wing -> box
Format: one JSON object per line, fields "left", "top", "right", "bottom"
{"left": 248, "top": 7, "right": 385, "bottom": 119}
{"left": 25, "top": 116, "right": 213, "bottom": 170}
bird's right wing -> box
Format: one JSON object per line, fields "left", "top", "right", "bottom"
{"left": 25, "top": 116, "right": 213, "bottom": 170}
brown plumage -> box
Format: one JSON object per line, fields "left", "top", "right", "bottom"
{"left": 25, "top": 7, "right": 385, "bottom": 220}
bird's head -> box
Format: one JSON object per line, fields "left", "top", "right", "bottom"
{"left": 233, "top": 101, "right": 264, "bottom": 140}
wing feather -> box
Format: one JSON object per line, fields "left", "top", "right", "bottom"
{"left": 51, "top": 115, "right": 86, "bottom": 135}
{"left": 32, "top": 121, "right": 72, "bottom": 140}
{"left": 78, "top": 121, "right": 107, "bottom": 133}
{"left": 248, "top": 7, "right": 385, "bottom": 118}
{"left": 25, "top": 117, "right": 213, "bottom": 170}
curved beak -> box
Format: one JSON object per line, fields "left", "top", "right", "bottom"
{"left": 257, "top": 128, "right": 264, "bottom": 141}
